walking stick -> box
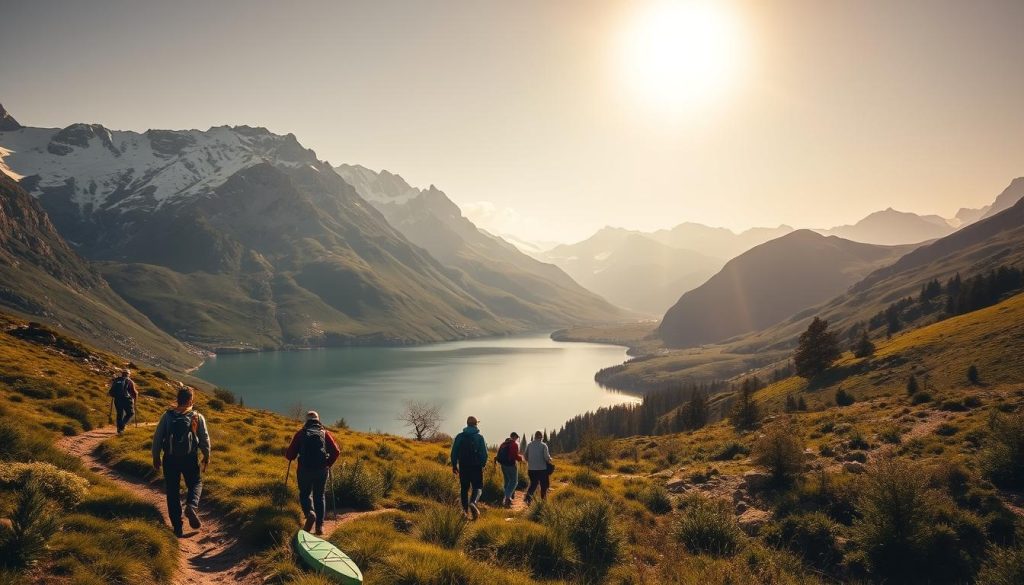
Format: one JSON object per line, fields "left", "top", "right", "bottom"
{"left": 329, "top": 467, "right": 337, "bottom": 521}
{"left": 284, "top": 459, "right": 292, "bottom": 486}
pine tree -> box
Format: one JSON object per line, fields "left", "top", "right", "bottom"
{"left": 967, "top": 365, "right": 980, "bottom": 385}
{"left": 687, "top": 391, "right": 708, "bottom": 429}
{"left": 731, "top": 378, "right": 760, "bottom": 430}
{"left": 797, "top": 396, "right": 808, "bottom": 411}
{"left": 835, "top": 387, "right": 855, "bottom": 406}
{"left": 784, "top": 393, "right": 798, "bottom": 413}
{"left": 853, "top": 331, "right": 875, "bottom": 358}
{"left": 906, "top": 375, "right": 919, "bottom": 396}
{"left": 794, "top": 317, "right": 842, "bottom": 378}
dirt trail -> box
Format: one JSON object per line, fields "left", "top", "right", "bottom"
{"left": 58, "top": 425, "right": 262, "bottom": 585}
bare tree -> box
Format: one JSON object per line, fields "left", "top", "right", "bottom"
{"left": 399, "top": 401, "right": 443, "bottom": 440}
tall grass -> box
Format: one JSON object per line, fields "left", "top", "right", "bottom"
{"left": 674, "top": 494, "right": 742, "bottom": 557}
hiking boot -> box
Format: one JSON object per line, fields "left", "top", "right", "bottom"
{"left": 469, "top": 503, "right": 480, "bottom": 520}
{"left": 502, "top": 497, "right": 511, "bottom": 507}
{"left": 303, "top": 515, "right": 316, "bottom": 532}
{"left": 185, "top": 506, "right": 202, "bottom": 529}
{"left": 173, "top": 525, "right": 184, "bottom": 538}
{"left": 117, "top": 429, "right": 124, "bottom": 436}
{"left": 314, "top": 524, "right": 324, "bottom": 536}
{"left": 524, "top": 495, "right": 533, "bottom": 505}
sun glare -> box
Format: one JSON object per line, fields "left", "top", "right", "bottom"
{"left": 619, "top": 0, "right": 744, "bottom": 111}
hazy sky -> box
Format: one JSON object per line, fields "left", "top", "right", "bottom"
{"left": 2, "top": 0, "right": 1023, "bottom": 243}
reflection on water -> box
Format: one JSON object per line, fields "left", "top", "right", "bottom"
{"left": 195, "top": 334, "right": 639, "bottom": 437}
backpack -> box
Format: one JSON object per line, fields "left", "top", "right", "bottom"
{"left": 299, "top": 425, "right": 328, "bottom": 468}
{"left": 110, "top": 377, "right": 132, "bottom": 401}
{"left": 496, "top": 440, "right": 514, "bottom": 466}
{"left": 165, "top": 410, "right": 198, "bottom": 464}
{"left": 457, "top": 432, "right": 483, "bottom": 468}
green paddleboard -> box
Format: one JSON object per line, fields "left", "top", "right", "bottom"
{"left": 294, "top": 530, "right": 363, "bottom": 584}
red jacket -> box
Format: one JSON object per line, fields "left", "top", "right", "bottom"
{"left": 285, "top": 424, "right": 340, "bottom": 471}
{"left": 499, "top": 438, "right": 523, "bottom": 464}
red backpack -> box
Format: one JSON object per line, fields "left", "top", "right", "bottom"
{"left": 496, "top": 439, "right": 515, "bottom": 465}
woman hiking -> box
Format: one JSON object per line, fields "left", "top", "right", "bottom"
{"left": 285, "top": 411, "right": 340, "bottom": 535}
{"left": 524, "top": 430, "right": 553, "bottom": 504}
{"left": 495, "top": 432, "right": 523, "bottom": 507}
{"left": 151, "top": 384, "right": 211, "bottom": 538}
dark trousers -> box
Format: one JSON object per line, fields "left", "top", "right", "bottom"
{"left": 526, "top": 469, "right": 550, "bottom": 500}
{"left": 297, "top": 467, "right": 328, "bottom": 526}
{"left": 114, "top": 398, "right": 135, "bottom": 431}
{"left": 458, "top": 465, "right": 483, "bottom": 511}
{"left": 163, "top": 457, "right": 202, "bottom": 529}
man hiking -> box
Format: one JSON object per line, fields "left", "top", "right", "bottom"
{"left": 451, "top": 416, "right": 487, "bottom": 520}
{"left": 524, "top": 430, "right": 553, "bottom": 504}
{"left": 285, "top": 411, "right": 340, "bottom": 535}
{"left": 108, "top": 368, "right": 137, "bottom": 435}
{"left": 152, "top": 384, "right": 211, "bottom": 538}
{"left": 495, "top": 432, "right": 523, "bottom": 507}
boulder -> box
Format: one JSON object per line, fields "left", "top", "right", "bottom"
{"left": 737, "top": 508, "right": 770, "bottom": 535}
{"left": 843, "top": 461, "right": 867, "bottom": 474}
{"left": 742, "top": 470, "right": 772, "bottom": 491}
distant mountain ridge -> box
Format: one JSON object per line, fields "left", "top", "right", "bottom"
{"left": 657, "top": 230, "right": 916, "bottom": 348}
{"left": 334, "top": 164, "right": 629, "bottom": 325}
{"left": 816, "top": 207, "right": 956, "bottom": 245}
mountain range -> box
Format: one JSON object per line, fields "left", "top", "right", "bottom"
{"left": 0, "top": 110, "right": 626, "bottom": 355}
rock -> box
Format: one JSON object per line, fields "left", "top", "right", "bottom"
{"left": 666, "top": 478, "right": 689, "bottom": 493}
{"left": 735, "top": 501, "right": 748, "bottom": 514}
{"left": 843, "top": 461, "right": 867, "bottom": 474}
{"left": 742, "top": 470, "right": 772, "bottom": 491}
{"left": 737, "top": 508, "right": 770, "bottom": 535}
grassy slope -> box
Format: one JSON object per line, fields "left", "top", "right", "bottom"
{"left": 0, "top": 314, "right": 179, "bottom": 584}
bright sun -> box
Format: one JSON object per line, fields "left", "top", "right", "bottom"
{"left": 619, "top": 0, "right": 744, "bottom": 110}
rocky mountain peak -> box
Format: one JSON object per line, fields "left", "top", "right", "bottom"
{"left": 0, "top": 103, "right": 21, "bottom": 131}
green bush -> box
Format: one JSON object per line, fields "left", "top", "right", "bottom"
{"left": 418, "top": 506, "right": 467, "bottom": 549}
{"left": 546, "top": 499, "right": 620, "bottom": 580}
{"left": 465, "top": 519, "right": 574, "bottom": 579}
{"left": 49, "top": 398, "right": 93, "bottom": 431}
{"left": 0, "top": 481, "right": 61, "bottom": 568}
{"left": 405, "top": 465, "right": 458, "bottom": 503}
{"left": 330, "top": 460, "right": 382, "bottom": 510}
{"left": 212, "top": 387, "right": 236, "bottom": 404}
{"left": 0, "top": 462, "right": 89, "bottom": 507}
{"left": 570, "top": 469, "right": 602, "bottom": 488}
{"left": 710, "top": 441, "right": 750, "bottom": 461}
{"left": 673, "top": 494, "right": 742, "bottom": 557}
{"left": 976, "top": 546, "right": 1024, "bottom": 585}
{"left": 911, "top": 392, "right": 933, "bottom": 405}
{"left": 577, "top": 434, "right": 613, "bottom": 467}
{"left": 981, "top": 412, "right": 1024, "bottom": 489}
{"left": 752, "top": 421, "right": 806, "bottom": 485}
{"left": 623, "top": 480, "right": 672, "bottom": 514}
{"left": 764, "top": 512, "right": 841, "bottom": 570}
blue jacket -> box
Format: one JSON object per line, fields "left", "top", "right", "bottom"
{"left": 451, "top": 426, "right": 487, "bottom": 469}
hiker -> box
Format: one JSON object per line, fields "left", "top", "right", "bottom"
{"left": 284, "top": 411, "right": 340, "bottom": 535}
{"left": 108, "top": 368, "right": 137, "bottom": 435}
{"left": 151, "top": 384, "right": 211, "bottom": 538}
{"left": 451, "top": 416, "right": 487, "bottom": 520}
{"left": 524, "top": 430, "right": 553, "bottom": 504}
{"left": 496, "top": 432, "right": 523, "bottom": 507}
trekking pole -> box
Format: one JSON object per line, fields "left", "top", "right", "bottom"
{"left": 329, "top": 468, "right": 337, "bottom": 521}
{"left": 284, "top": 460, "right": 292, "bottom": 486}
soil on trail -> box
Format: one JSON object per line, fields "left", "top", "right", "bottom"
{"left": 58, "top": 426, "right": 263, "bottom": 585}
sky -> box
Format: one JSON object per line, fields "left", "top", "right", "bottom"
{"left": 2, "top": 0, "right": 1023, "bottom": 244}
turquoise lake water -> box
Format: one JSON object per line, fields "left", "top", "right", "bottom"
{"left": 195, "top": 334, "right": 639, "bottom": 438}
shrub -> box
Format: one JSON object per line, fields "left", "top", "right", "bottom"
{"left": 577, "top": 433, "right": 613, "bottom": 467}
{"left": 764, "top": 512, "right": 841, "bottom": 570}
{"left": 752, "top": 421, "right": 805, "bottom": 485}
{"left": 49, "top": 398, "right": 93, "bottom": 431}
{"left": 570, "top": 469, "right": 602, "bottom": 488}
{"left": 835, "top": 387, "right": 855, "bottom": 406}
{"left": 911, "top": 391, "right": 933, "bottom": 405}
{"left": 981, "top": 412, "right": 1024, "bottom": 489}
{"left": 936, "top": 423, "right": 959, "bottom": 436}
{"left": 212, "top": 387, "right": 236, "bottom": 404}
{"left": 710, "top": 441, "right": 750, "bottom": 461}
{"left": 406, "top": 466, "right": 458, "bottom": 503}
{"left": 466, "top": 520, "right": 574, "bottom": 579}
{"left": 878, "top": 423, "right": 902, "bottom": 444}
{"left": 0, "top": 462, "right": 89, "bottom": 507}
{"left": 0, "top": 480, "right": 61, "bottom": 568}
{"left": 674, "top": 494, "right": 742, "bottom": 557}
{"left": 968, "top": 365, "right": 980, "bottom": 385}
{"left": 333, "top": 418, "right": 349, "bottom": 430}
{"left": 623, "top": 480, "right": 672, "bottom": 514}
{"left": 207, "top": 398, "right": 225, "bottom": 411}
{"left": 419, "top": 506, "right": 467, "bottom": 549}
{"left": 906, "top": 375, "right": 919, "bottom": 396}
{"left": 546, "top": 499, "right": 620, "bottom": 580}
{"left": 330, "top": 460, "right": 383, "bottom": 510}
{"left": 976, "top": 545, "right": 1024, "bottom": 585}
